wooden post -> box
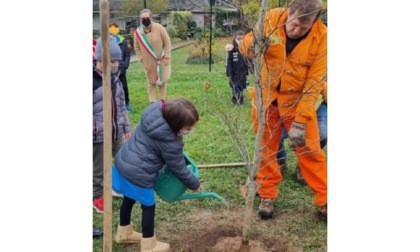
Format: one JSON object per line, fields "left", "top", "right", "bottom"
{"left": 198, "top": 162, "right": 252, "bottom": 168}
{"left": 99, "top": 1, "right": 112, "bottom": 251}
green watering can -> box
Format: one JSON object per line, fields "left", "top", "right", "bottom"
{"left": 155, "top": 153, "right": 224, "bottom": 203}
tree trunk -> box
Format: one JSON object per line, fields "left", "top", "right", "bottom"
{"left": 241, "top": 0, "right": 270, "bottom": 246}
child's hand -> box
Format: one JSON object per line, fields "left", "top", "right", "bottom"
{"left": 124, "top": 132, "right": 131, "bottom": 140}
{"left": 194, "top": 185, "right": 202, "bottom": 193}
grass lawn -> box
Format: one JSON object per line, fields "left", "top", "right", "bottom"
{"left": 93, "top": 38, "right": 327, "bottom": 251}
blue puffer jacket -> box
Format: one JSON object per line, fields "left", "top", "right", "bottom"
{"left": 114, "top": 102, "right": 200, "bottom": 190}
{"left": 93, "top": 69, "right": 131, "bottom": 143}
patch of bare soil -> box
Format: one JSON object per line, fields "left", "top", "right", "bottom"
{"left": 114, "top": 205, "right": 324, "bottom": 252}
{"left": 155, "top": 207, "right": 301, "bottom": 252}
{"left": 210, "top": 236, "right": 269, "bottom": 252}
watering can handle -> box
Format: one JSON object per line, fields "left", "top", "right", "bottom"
{"left": 177, "top": 191, "right": 224, "bottom": 201}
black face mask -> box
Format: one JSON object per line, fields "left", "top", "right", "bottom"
{"left": 142, "top": 18, "right": 151, "bottom": 27}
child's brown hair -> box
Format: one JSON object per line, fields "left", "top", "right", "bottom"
{"left": 162, "top": 98, "right": 199, "bottom": 134}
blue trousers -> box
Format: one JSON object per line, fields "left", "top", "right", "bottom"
{"left": 278, "top": 103, "right": 327, "bottom": 165}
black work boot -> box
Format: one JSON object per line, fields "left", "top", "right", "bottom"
{"left": 258, "top": 198, "right": 275, "bottom": 219}
{"left": 317, "top": 204, "right": 327, "bottom": 222}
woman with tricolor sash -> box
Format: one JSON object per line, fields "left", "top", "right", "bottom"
{"left": 134, "top": 9, "right": 172, "bottom": 104}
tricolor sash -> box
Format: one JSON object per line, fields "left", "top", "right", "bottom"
{"left": 135, "top": 26, "right": 165, "bottom": 85}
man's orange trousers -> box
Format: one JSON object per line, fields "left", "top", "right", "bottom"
{"left": 251, "top": 103, "right": 327, "bottom": 207}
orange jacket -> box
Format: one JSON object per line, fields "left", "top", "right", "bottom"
{"left": 315, "top": 82, "right": 327, "bottom": 109}
{"left": 321, "top": 81, "right": 327, "bottom": 105}
{"left": 240, "top": 8, "right": 327, "bottom": 123}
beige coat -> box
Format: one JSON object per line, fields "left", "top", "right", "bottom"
{"left": 134, "top": 22, "right": 172, "bottom": 84}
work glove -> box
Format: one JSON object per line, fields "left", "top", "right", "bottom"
{"left": 288, "top": 122, "right": 306, "bottom": 149}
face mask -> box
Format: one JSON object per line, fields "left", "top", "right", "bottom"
{"left": 177, "top": 130, "right": 192, "bottom": 137}
{"left": 142, "top": 18, "right": 151, "bottom": 27}
{"left": 111, "top": 65, "right": 119, "bottom": 74}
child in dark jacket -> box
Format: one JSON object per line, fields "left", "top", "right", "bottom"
{"left": 93, "top": 37, "right": 131, "bottom": 213}
{"left": 112, "top": 98, "right": 202, "bottom": 252}
{"left": 226, "top": 30, "right": 249, "bottom": 105}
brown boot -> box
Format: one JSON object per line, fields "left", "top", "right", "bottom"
{"left": 295, "top": 164, "right": 307, "bottom": 186}
{"left": 114, "top": 222, "right": 142, "bottom": 244}
{"left": 258, "top": 198, "right": 275, "bottom": 219}
{"left": 317, "top": 204, "right": 327, "bottom": 222}
{"left": 141, "top": 235, "right": 170, "bottom": 252}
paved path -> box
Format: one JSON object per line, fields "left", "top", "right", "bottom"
{"left": 130, "top": 40, "right": 196, "bottom": 63}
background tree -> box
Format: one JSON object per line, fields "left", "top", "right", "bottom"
{"left": 214, "top": 7, "right": 239, "bottom": 35}
{"left": 119, "top": 0, "right": 168, "bottom": 18}
{"left": 168, "top": 11, "right": 193, "bottom": 40}
{"left": 230, "top": 0, "right": 280, "bottom": 29}
{"left": 186, "top": 28, "right": 220, "bottom": 65}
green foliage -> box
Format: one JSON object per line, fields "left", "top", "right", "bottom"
{"left": 168, "top": 11, "right": 193, "bottom": 40}
{"left": 233, "top": 0, "right": 280, "bottom": 28}
{"left": 241, "top": 0, "right": 261, "bottom": 25}
{"left": 185, "top": 57, "right": 215, "bottom": 65}
{"left": 169, "top": 11, "right": 192, "bottom": 26}
{"left": 214, "top": 8, "right": 240, "bottom": 27}
{"left": 165, "top": 25, "right": 178, "bottom": 39}
{"left": 192, "top": 27, "right": 204, "bottom": 41}
{"left": 119, "top": 0, "right": 168, "bottom": 18}
{"left": 187, "top": 26, "right": 222, "bottom": 64}
{"left": 188, "top": 20, "right": 197, "bottom": 30}
{"left": 213, "top": 26, "right": 228, "bottom": 37}
{"left": 214, "top": 7, "right": 239, "bottom": 35}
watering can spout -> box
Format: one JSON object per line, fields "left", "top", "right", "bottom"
{"left": 177, "top": 191, "right": 224, "bottom": 201}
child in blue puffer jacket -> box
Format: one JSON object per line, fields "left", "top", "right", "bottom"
{"left": 112, "top": 98, "right": 202, "bottom": 252}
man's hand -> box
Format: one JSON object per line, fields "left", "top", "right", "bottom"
{"left": 288, "top": 122, "right": 306, "bottom": 149}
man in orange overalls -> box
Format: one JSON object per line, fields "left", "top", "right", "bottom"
{"left": 239, "top": 0, "right": 327, "bottom": 220}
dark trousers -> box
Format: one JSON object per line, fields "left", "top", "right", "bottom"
{"left": 120, "top": 196, "right": 155, "bottom": 238}
{"left": 119, "top": 73, "right": 130, "bottom": 105}
{"left": 92, "top": 136, "right": 125, "bottom": 199}
{"left": 229, "top": 77, "right": 247, "bottom": 105}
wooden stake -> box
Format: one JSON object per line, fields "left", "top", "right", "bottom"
{"left": 99, "top": 1, "right": 112, "bottom": 251}
{"left": 198, "top": 162, "right": 251, "bottom": 168}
